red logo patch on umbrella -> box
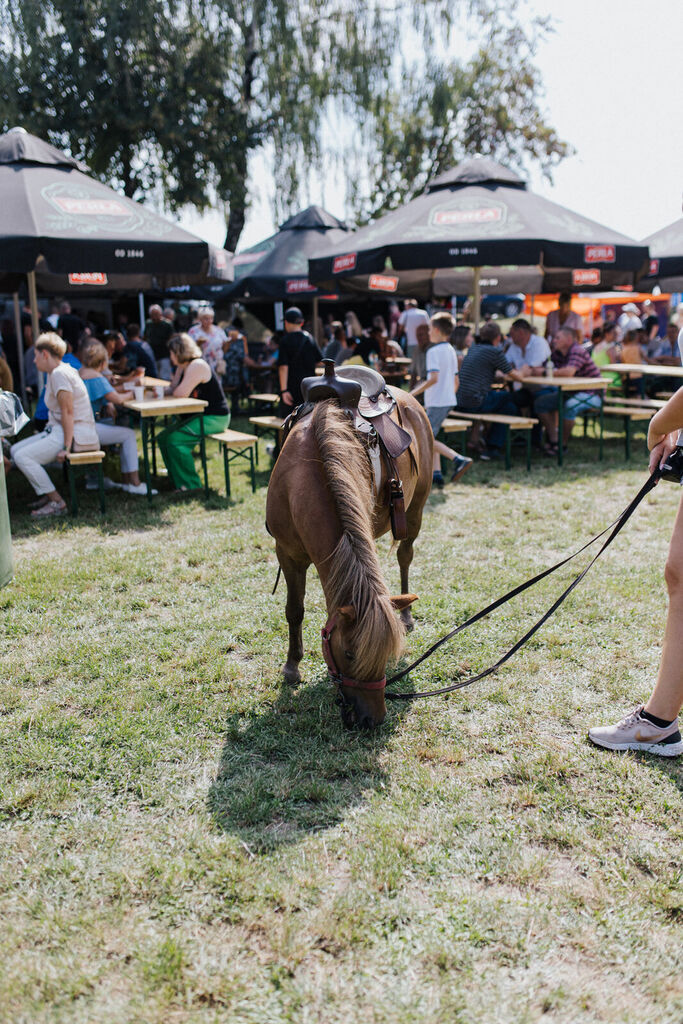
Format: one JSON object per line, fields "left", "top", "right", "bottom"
{"left": 67, "top": 272, "right": 108, "bottom": 285}
{"left": 572, "top": 269, "right": 600, "bottom": 286}
{"left": 285, "top": 279, "right": 316, "bottom": 293}
{"left": 369, "top": 274, "right": 398, "bottom": 292}
{"left": 649, "top": 259, "right": 660, "bottom": 275}
{"left": 333, "top": 253, "right": 357, "bottom": 273}
{"left": 584, "top": 244, "right": 615, "bottom": 263}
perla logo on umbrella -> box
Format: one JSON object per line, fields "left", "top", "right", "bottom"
{"left": 584, "top": 244, "right": 615, "bottom": 263}
{"left": 41, "top": 182, "right": 172, "bottom": 237}
{"left": 430, "top": 198, "right": 506, "bottom": 231}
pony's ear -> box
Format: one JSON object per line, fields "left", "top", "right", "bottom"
{"left": 390, "top": 594, "right": 417, "bottom": 611}
{"left": 336, "top": 604, "right": 356, "bottom": 625}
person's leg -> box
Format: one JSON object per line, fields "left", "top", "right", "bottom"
{"left": 647, "top": 493, "right": 683, "bottom": 720}
{"left": 96, "top": 422, "right": 142, "bottom": 486}
{"left": 533, "top": 390, "right": 560, "bottom": 446}
{"left": 479, "top": 390, "right": 517, "bottom": 451}
{"left": 10, "top": 427, "right": 65, "bottom": 502}
{"left": 562, "top": 393, "right": 600, "bottom": 445}
{"left": 588, "top": 491, "right": 683, "bottom": 755}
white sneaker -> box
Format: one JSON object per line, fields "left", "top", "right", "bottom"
{"left": 122, "top": 482, "right": 157, "bottom": 496}
{"left": 588, "top": 705, "right": 682, "bottom": 757}
{"left": 86, "top": 476, "right": 121, "bottom": 491}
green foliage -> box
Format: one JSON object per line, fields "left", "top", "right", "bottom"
{"left": 0, "top": 0, "right": 570, "bottom": 249}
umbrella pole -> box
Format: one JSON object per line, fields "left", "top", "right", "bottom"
{"left": 26, "top": 271, "right": 46, "bottom": 395}
{"left": 472, "top": 266, "right": 481, "bottom": 333}
{"left": 27, "top": 271, "right": 40, "bottom": 345}
{"left": 12, "top": 292, "right": 26, "bottom": 405}
{"left": 312, "top": 297, "right": 320, "bottom": 344}
{"left": 138, "top": 292, "right": 146, "bottom": 331}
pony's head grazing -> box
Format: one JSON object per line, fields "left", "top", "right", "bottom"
{"left": 312, "top": 400, "right": 416, "bottom": 728}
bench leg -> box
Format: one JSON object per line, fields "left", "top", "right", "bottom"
{"left": 67, "top": 463, "right": 78, "bottom": 516}
{"left": 557, "top": 392, "right": 565, "bottom": 467}
{"left": 223, "top": 444, "right": 231, "bottom": 497}
{"left": 599, "top": 402, "right": 604, "bottom": 461}
{"left": 504, "top": 428, "right": 511, "bottom": 470}
{"left": 249, "top": 444, "right": 256, "bottom": 493}
{"left": 97, "top": 461, "right": 106, "bottom": 515}
{"left": 150, "top": 418, "right": 157, "bottom": 476}
{"left": 624, "top": 417, "right": 631, "bottom": 461}
{"left": 199, "top": 417, "right": 209, "bottom": 497}
{"left": 526, "top": 430, "right": 531, "bottom": 472}
{"left": 141, "top": 419, "right": 153, "bottom": 505}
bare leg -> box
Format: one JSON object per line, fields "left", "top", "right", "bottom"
{"left": 538, "top": 410, "right": 558, "bottom": 445}
{"left": 121, "top": 471, "right": 142, "bottom": 485}
{"left": 277, "top": 548, "right": 308, "bottom": 685}
{"left": 646, "top": 492, "right": 683, "bottom": 720}
{"left": 562, "top": 417, "right": 576, "bottom": 445}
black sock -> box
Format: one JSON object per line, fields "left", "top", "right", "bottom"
{"left": 640, "top": 708, "right": 675, "bottom": 728}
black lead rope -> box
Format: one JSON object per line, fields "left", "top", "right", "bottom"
{"left": 385, "top": 470, "right": 661, "bottom": 701}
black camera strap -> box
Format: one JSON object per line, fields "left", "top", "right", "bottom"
{"left": 386, "top": 469, "right": 661, "bottom": 701}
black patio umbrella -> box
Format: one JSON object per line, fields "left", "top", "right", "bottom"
{"left": 0, "top": 127, "right": 233, "bottom": 395}
{"left": 308, "top": 158, "right": 650, "bottom": 318}
{"left": 639, "top": 218, "right": 683, "bottom": 292}
{"left": 226, "top": 205, "right": 351, "bottom": 303}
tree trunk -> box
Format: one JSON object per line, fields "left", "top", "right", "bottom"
{"left": 224, "top": 205, "right": 246, "bottom": 253}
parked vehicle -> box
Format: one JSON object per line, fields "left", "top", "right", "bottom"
{"left": 455, "top": 294, "right": 525, "bottom": 319}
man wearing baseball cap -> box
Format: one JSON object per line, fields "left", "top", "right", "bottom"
{"left": 277, "top": 307, "right": 322, "bottom": 414}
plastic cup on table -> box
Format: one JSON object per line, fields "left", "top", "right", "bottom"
{"left": 133, "top": 386, "right": 145, "bottom": 401}
{"left": 155, "top": 386, "right": 165, "bottom": 399}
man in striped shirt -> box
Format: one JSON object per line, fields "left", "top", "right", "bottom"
{"left": 533, "top": 326, "right": 602, "bottom": 455}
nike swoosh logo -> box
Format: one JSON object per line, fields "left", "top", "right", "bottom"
{"left": 635, "top": 729, "right": 660, "bottom": 742}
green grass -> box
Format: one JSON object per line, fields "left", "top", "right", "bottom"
{"left": 1, "top": 418, "right": 682, "bottom": 1023}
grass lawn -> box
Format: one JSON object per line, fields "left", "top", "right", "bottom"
{"left": 1, "top": 416, "right": 682, "bottom": 1023}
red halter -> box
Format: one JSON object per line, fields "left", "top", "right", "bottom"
{"left": 321, "top": 613, "right": 387, "bottom": 692}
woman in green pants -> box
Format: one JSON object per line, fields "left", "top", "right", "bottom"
{"left": 158, "top": 333, "right": 230, "bottom": 491}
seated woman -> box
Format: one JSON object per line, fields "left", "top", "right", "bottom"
{"left": 9, "top": 332, "right": 98, "bottom": 518}
{"left": 79, "top": 341, "right": 153, "bottom": 495}
{"left": 158, "top": 333, "right": 229, "bottom": 491}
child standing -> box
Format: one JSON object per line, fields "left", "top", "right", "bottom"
{"left": 410, "top": 311, "right": 472, "bottom": 488}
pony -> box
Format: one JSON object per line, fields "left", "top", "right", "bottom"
{"left": 265, "top": 387, "right": 433, "bottom": 728}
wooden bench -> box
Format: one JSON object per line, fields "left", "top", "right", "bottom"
{"left": 64, "top": 450, "right": 106, "bottom": 515}
{"left": 449, "top": 412, "right": 538, "bottom": 470}
{"left": 250, "top": 392, "right": 279, "bottom": 409}
{"left": 606, "top": 397, "right": 665, "bottom": 410}
{"left": 602, "top": 405, "right": 652, "bottom": 460}
{"left": 248, "top": 415, "right": 285, "bottom": 458}
{"left": 210, "top": 429, "right": 258, "bottom": 496}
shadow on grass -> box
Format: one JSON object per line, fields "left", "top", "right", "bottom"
{"left": 208, "top": 672, "right": 410, "bottom": 852}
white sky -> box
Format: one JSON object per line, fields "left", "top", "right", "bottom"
{"left": 179, "top": 0, "right": 683, "bottom": 251}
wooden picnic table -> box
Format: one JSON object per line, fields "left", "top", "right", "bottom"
{"left": 123, "top": 396, "right": 208, "bottom": 502}
{"left": 602, "top": 363, "right": 683, "bottom": 378}
{"left": 522, "top": 376, "right": 610, "bottom": 466}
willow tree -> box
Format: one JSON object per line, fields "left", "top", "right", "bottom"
{"left": 0, "top": 0, "right": 569, "bottom": 250}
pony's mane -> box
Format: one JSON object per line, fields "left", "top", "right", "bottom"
{"left": 312, "top": 400, "right": 404, "bottom": 678}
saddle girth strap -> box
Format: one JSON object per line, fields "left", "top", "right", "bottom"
{"left": 383, "top": 450, "right": 407, "bottom": 540}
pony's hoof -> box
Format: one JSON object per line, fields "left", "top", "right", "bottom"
{"left": 282, "top": 665, "right": 302, "bottom": 687}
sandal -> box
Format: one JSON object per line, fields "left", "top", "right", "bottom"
{"left": 27, "top": 495, "right": 50, "bottom": 510}
{"left": 543, "top": 442, "right": 559, "bottom": 456}
{"left": 30, "top": 500, "right": 67, "bottom": 519}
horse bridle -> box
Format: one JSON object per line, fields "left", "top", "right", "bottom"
{"left": 321, "top": 613, "right": 387, "bottom": 694}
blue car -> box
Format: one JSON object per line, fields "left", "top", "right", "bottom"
{"left": 455, "top": 294, "right": 525, "bottom": 319}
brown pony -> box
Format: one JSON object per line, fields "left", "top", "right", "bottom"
{"left": 265, "top": 387, "right": 433, "bottom": 728}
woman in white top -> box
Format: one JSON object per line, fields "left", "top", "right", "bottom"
{"left": 9, "top": 332, "right": 98, "bottom": 518}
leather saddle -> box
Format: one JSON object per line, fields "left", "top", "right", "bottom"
{"left": 300, "top": 360, "right": 411, "bottom": 459}
{"left": 298, "top": 359, "right": 412, "bottom": 540}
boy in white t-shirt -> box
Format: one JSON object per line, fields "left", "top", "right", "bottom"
{"left": 410, "top": 312, "right": 472, "bottom": 488}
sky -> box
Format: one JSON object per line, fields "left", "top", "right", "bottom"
{"left": 179, "top": 0, "right": 683, "bottom": 252}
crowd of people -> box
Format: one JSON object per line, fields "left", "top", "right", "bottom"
{"left": 2, "top": 291, "right": 682, "bottom": 511}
